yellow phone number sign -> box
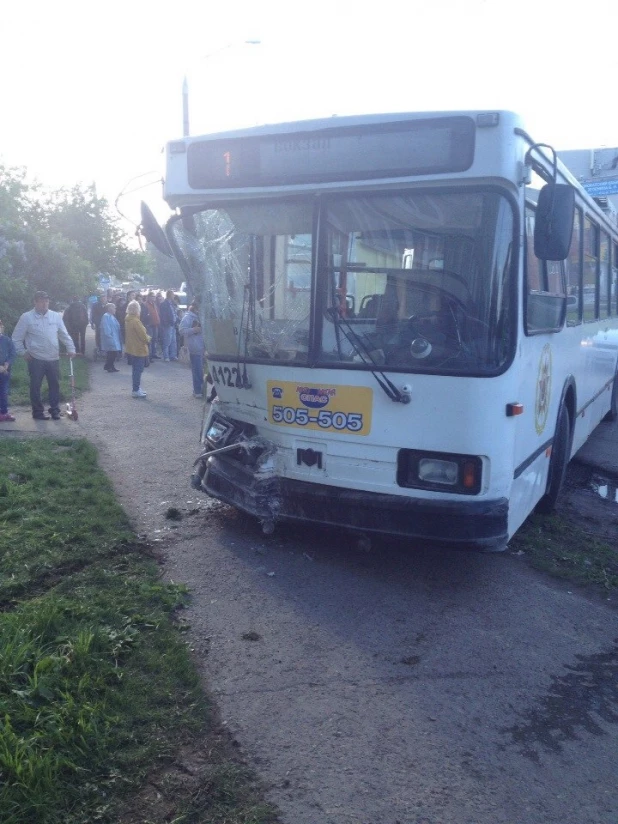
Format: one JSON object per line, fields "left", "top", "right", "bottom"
{"left": 267, "top": 381, "right": 373, "bottom": 436}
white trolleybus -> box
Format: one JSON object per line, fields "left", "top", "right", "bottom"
{"left": 149, "top": 110, "right": 618, "bottom": 551}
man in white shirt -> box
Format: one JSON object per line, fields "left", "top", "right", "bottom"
{"left": 12, "top": 291, "right": 76, "bottom": 420}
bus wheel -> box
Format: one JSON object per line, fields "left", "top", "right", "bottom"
{"left": 603, "top": 370, "right": 618, "bottom": 422}
{"left": 536, "top": 405, "right": 572, "bottom": 515}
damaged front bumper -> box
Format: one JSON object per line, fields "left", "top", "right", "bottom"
{"left": 192, "top": 450, "right": 509, "bottom": 550}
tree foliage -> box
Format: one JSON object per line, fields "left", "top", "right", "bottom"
{"left": 42, "top": 184, "right": 151, "bottom": 281}
{"left": 0, "top": 166, "right": 152, "bottom": 329}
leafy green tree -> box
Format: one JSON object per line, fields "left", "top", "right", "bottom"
{"left": 0, "top": 169, "right": 93, "bottom": 326}
{"left": 0, "top": 168, "right": 152, "bottom": 327}
{"left": 43, "top": 184, "right": 139, "bottom": 280}
{"left": 0, "top": 164, "right": 30, "bottom": 221}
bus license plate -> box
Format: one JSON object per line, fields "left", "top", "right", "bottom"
{"left": 267, "top": 381, "right": 373, "bottom": 436}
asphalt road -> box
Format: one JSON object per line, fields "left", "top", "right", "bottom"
{"left": 10, "top": 336, "right": 617, "bottom": 824}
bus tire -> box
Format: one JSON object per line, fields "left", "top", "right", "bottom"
{"left": 536, "top": 405, "right": 572, "bottom": 515}
{"left": 603, "top": 370, "right": 618, "bottom": 422}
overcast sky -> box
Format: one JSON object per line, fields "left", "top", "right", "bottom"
{"left": 2, "top": 0, "right": 616, "bottom": 236}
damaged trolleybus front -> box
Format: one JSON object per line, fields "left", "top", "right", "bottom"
{"left": 154, "top": 110, "right": 618, "bottom": 551}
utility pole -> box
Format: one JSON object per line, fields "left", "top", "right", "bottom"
{"left": 182, "top": 76, "right": 190, "bottom": 137}
{"left": 181, "top": 40, "right": 260, "bottom": 138}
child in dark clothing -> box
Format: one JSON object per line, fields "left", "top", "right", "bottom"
{"left": 0, "top": 319, "right": 17, "bottom": 421}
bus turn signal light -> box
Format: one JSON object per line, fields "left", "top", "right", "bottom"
{"left": 462, "top": 461, "right": 478, "bottom": 489}
{"left": 506, "top": 403, "right": 524, "bottom": 416}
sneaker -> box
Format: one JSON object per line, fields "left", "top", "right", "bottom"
{"left": 132, "top": 389, "right": 147, "bottom": 398}
{"left": 193, "top": 392, "right": 203, "bottom": 398}
{"left": 0, "top": 413, "right": 15, "bottom": 422}
{"left": 164, "top": 358, "right": 170, "bottom": 362}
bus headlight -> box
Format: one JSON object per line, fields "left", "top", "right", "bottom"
{"left": 206, "top": 417, "right": 233, "bottom": 446}
{"left": 397, "top": 450, "right": 482, "bottom": 495}
{"left": 418, "top": 458, "right": 458, "bottom": 485}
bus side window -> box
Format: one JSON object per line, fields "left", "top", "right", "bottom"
{"left": 614, "top": 242, "right": 618, "bottom": 315}
{"left": 565, "top": 207, "right": 582, "bottom": 326}
{"left": 525, "top": 205, "right": 566, "bottom": 334}
{"left": 600, "top": 231, "right": 610, "bottom": 319}
{"left": 583, "top": 216, "right": 599, "bottom": 321}
{"left": 526, "top": 209, "right": 543, "bottom": 291}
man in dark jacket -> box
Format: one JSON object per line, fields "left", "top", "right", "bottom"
{"left": 115, "top": 295, "right": 128, "bottom": 346}
{"left": 63, "top": 296, "right": 89, "bottom": 355}
{"left": 144, "top": 292, "right": 160, "bottom": 360}
{"left": 159, "top": 290, "right": 178, "bottom": 361}
{"left": 90, "top": 296, "right": 106, "bottom": 353}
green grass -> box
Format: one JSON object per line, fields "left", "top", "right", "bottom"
{"left": 8, "top": 356, "right": 89, "bottom": 408}
{"left": 510, "top": 512, "right": 618, "bottom": 591}
{"left": 0, "top": 439, "right": 131, "bottom": 605}
{"left": 0, "top": 439, "right": 279, "bottom": 824}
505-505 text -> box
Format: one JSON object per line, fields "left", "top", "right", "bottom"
{"left": 271, "top": 405, "right": 363, "bottom": 432}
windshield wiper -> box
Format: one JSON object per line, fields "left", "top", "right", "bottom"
{"left": 327, "top": 308, "right": 409, "bottom": 404}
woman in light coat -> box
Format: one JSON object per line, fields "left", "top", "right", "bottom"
{"left": 100, "top": 303, "right": 122, "bottom": 373}
{"left": 124, "top": 300, "right": 151, "bottom": 398}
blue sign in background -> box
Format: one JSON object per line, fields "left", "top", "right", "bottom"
{"left": 581, "top": 178, "right": 618, "bottom": 196}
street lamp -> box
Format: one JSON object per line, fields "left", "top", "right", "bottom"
{"left": 182, "top": 39, "right": 261, "bottom": 137}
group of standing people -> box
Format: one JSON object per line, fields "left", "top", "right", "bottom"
{"left": 0, "top": 288, "right": 205, "bottom": 421}
{"left": 93, "top": 296, "right": 155, "bottom": 397}
{"left": 90, "top": 289, "right": 184, "bottom": 364}
{"left": 96, "top": 294, "right": 204, "bottom": 399}
{"left": 92, "top": 289, "right": 203, "bottom": 398}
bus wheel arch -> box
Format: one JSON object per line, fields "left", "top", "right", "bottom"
{"left": 536, "top": 383, "right": 575, "bottom": 515}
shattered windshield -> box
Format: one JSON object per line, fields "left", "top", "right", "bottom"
{"left": 169, "top": 201, "right": 312, "bottom": 363}
{"left": 168, "top": 189, "right": 515, "bottom": 374}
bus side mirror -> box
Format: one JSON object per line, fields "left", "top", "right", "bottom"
{"left": 139, "top": 202, "right": 174, "bottom": 258}
{"left": 533, "top": 183, "right": 574, "bottom": 261}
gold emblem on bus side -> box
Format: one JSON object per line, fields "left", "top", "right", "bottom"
{"left": 535, "top": 343, "right": 552, "bottom": 434}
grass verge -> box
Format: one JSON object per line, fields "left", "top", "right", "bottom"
{"left": 7, "top": 355, "right": 89, "bottom": 409}
{"left": 510, "top": 512, "right": 618, "bottom": 592}
{"left": 0, "top": 438, "right": 279, "bottom": 824}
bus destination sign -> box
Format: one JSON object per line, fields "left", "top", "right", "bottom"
{"left": 187, "top": 116, "right": 475, "bottom": 189}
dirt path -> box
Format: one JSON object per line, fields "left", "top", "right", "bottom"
{"left": 73, "top": 339, "right": 618, "bottom": 824}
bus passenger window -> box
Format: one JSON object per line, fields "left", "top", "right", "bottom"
{"left": 614, "top": 243, "right": 618, "bottom": 315}
{"left": 583, "top": 217, "right": 599, "bottom": 321}
{"left": 525, "top": 209, "right": 543, "bottom": 292}
{"left": 546, "top": 261, "right": 563, "bottom": 294}
{"left": 600, "top": 231, "right": 610, "bottom": 319}
{"left": 525, "top": 205, "right": 566, "bottom": 334}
